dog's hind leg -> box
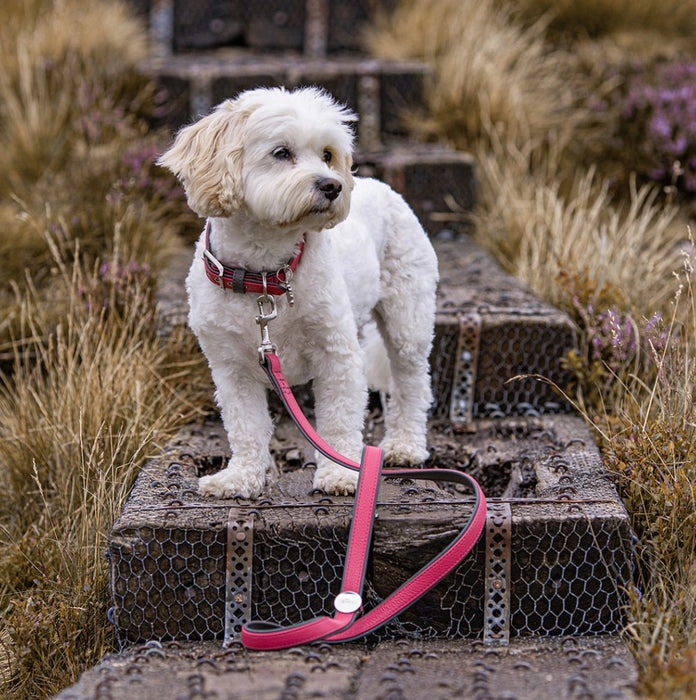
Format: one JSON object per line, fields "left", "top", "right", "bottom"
{"left": 374, "top": 317, "right": 434, "bottom": 465}
{"left": 374, "top": 232, "right": 438, "bottom": 466}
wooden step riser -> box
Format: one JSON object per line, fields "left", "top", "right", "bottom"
{"left": 432, "top": 312, "right": 575, "bottom": 424}
{"left": 145, "top": 54, "right": 429, "bottom": 150}
{"left": 363, "top": 149, "right": 477, "bottom": 236}
{"left": 107, "top": 416, "right": 632, "bottom": 646}
{"left": 432, "top": 235, "right": 577, "bottom": 423}
{"left": 128, "top": 0, "right": 397, "bottom": 56}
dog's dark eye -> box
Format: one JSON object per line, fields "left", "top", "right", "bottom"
{"left": 272, "top": 146, "right": 293, "bottom": 161}
{"left": 323, "top": 149, "right": 333, "bottom": 164}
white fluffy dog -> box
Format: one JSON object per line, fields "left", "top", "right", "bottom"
{"left": 158, "top": 86, "right": 438, "bottom": 499}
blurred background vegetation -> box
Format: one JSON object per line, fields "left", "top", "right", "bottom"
{"left": 0, "top": 1, "right": 209, "bottom": 696}
{"left": 1, "top": 0, "right": 695, "bottom": 697}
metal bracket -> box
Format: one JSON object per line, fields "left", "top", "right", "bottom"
{"left": 304, "top": 0, "right": 329, "bottom": 57}
{"left": 450, "top": 312, "right": 481, "bottom": 426}
{"left": 358, "top": 73, "right": 382, "bottom": 151}
{"left": 224, "top": 509, "right": 254, "bottom": 646}
{"left": 483, "top": 501, "right": 512, "bottom": 645}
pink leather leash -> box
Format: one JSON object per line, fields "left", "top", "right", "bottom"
{"left": 240, "top": 351, "right": 487, "bottom": 650}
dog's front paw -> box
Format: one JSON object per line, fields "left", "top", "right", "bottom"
{"left": 313, "top": 464, "right": 358, "bottom": 496}
{"left": 379, "top": 438, "right": 429, "bottom": 467}
{"left": 198, "top": 465, "right": 265, "bottom": 499}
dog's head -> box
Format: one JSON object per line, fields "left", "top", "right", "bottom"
{"left": 158, "top": 87, "right": 356, "bottom": 229}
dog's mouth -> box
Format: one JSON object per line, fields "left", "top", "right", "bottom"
{"left": 271, "top": 205, "right": 332, "bottom": 229}
{"left": 308, "top": 202, "right": 333, "bottom": 215}
{"left": 304, "top": 194, "right": 339, "bottom": 218}
{"left": 267, "top": 190, "right": 347, "bottom": 229}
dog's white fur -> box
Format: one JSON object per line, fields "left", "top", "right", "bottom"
{"left": 158, "top": 86, "right": 438, "bottom": 498}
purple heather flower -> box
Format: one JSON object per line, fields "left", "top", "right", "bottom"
{"left": 612, "top": 58, "right": 696, "bottom": 194}
{"left": 649, "top": 114, "right": 672, "bottom": 140}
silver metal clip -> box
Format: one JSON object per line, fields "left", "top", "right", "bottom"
{"left": 256, "top": 279, "right": 278, "bottom": 362}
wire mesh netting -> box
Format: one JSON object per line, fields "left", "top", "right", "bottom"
{"left": 109, "top": 414, "right": 632, "bottom": 648}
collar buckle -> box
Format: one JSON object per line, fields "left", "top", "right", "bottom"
{"left": 203, "top": 247, "right": 225, "bottom": 289}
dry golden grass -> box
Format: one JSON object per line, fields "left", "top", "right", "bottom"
{"left": 592, "top": 243, "right": 696, "bottom": 698}
{"left": 473, "top": 136, "right": 688, "bottom": 317}
{"left": 367, "top": 0, "right": 589, "bottom": 154}
{"left": 514, "top": 0, "right": 696, "bottom": 39}
{"left": 0, "top": 0, "right": 195, "bottom": 346}
{"left": 0, "top": 2, "right": 208, "bottom": 696}
{"left": 0, "top": 235, "right": 211, "bottom": 697}
{"left": 0, "top": 0, "right": 148, "bottom": 193}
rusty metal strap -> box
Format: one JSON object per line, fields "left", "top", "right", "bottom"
{"left": 358, "top": 74, "right": 381, "bottom": 151}
{"left": 224, "top": 509, "right": 254, "bottom": 647}
{"left": 450, "top": 312, "right": 481, "bottom": 426}
{"left": 484, "top": 501, "right": 512, "bottom": 645}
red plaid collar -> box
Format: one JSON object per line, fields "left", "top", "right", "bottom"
{"left": 202, "top": 221, "right": 304, "bottom": 296}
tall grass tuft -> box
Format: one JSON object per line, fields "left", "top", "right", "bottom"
{"left": 513, "top": 0, "right": 696, "bottom": 39}
{"left": 0, "top": 0, "right": 194, "bottom": 351}
{"left": 0, "top": 232, "right": 211, "bottom": 698}
{"left": 367, "top": 0, "right": 588, "bottom": 154}
{"left": 473, "top": 135, "right": 687, "bottom": 318}
{"left": 0, "top": 0, "right": 148, "bottom": 193}
{"left": 0, "top": 1, "right": 208, "bottom": 696}
{"left": 590, "top": 239, "right": 696, "bottom": 697}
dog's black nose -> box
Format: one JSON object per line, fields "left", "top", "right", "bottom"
{"left": 317, "top": 177, "right": 342, "bottom": 201}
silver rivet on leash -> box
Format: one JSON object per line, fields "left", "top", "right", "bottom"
{"left": 334, "top": 591, "right": 362, "bottom": 614}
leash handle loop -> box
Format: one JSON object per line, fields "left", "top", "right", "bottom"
{"left": 242, "top": 445, "right": 383, "bottom": 650}
{"left": 240, "top": 352, "right": 487, "bottom": 650}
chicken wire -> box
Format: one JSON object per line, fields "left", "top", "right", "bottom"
{"left": 430, "top": 311, "right": 576, "bottom": 423}
{"left": 430, "top": 236, "right": 577, "bottom": 424}
{"left": 108, "top": 415, "right": 632, "bottom": 649}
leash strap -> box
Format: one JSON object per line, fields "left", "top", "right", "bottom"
{"left": 240, "top": 352, "right": 487, "bottom": 650}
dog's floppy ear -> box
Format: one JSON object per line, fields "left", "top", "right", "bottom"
{"left": 157, "top": 99, "right": 251, "bottom": 217}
